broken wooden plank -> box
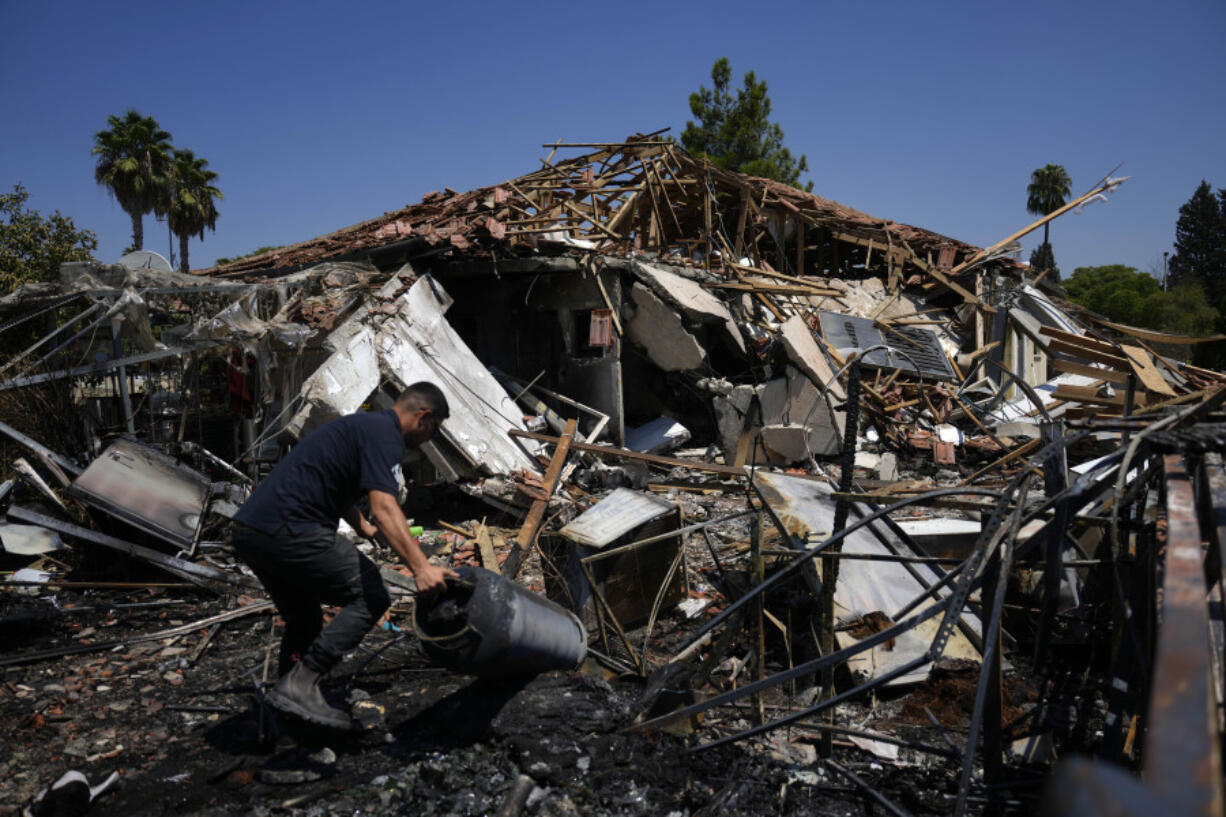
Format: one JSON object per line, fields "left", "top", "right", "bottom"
{"left": 1131, "top": 389, "right": 1211, "bottom": 417}
{"left": 507, "top": 419, "right": 579, "bottom": 578}
{"left": 476, "top": 522, "right": 500, "bottom": 571}
{"left": 1052, "top": 385, "right": 1141, "bottom": 409}
{"left": 509, "top": 428, "right": 749, "bottom": 478}
{"left": 960, "top": 438, "right": 1042, "bottom": 486}
{"left": 1083, "top": 315, "right": 1226, "bottom": 344}
{"left": 1045, "top": 338, "right": 1132, "bottom": 371}
{"left": 706, "top": 281, "right": 842, "bottom": 297}
{"left": 923, "top": 264, "right": 995, "bottom": 313}
{"left": 947, "top": 177, "right": 1127, "bottom": 278}
{"left": 1050, "top": 358, "right": 1130, "bottom": 385}
{"left": 1038, "top": 325, "right": 1122, "bottom": 357}
{"left": 1119, "top": 344, "right": 1177, "bottom": 397}
{"left": 592, "top": 265, "right": 623, "bottom": 336}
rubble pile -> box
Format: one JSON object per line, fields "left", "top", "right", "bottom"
{"left": 3, "top": 135, "right": 1225, "bottom": 816}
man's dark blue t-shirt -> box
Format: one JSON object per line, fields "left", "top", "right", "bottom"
{"left": 235, "top": 410, "right": 406, "bottom": 536}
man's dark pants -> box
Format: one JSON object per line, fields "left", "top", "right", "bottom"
{"left": 232, "top": 524, "right": 390, "bottom": 677}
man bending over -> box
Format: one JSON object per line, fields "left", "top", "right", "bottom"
{"left": 232, "top": 381, "right": 457, "bottom": 728}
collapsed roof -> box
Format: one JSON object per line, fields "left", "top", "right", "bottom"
{"left": 203, "top": 135, "right": 990, "bottom": 289}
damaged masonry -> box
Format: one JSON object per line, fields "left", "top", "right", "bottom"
{"left": 2, "top": 134, "right": 1225, "bottom": 816}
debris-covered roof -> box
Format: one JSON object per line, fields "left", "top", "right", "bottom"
{"left": 203, "top": 136, "right": 979, "bottom": 278}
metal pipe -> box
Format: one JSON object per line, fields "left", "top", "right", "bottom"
{"left": 1142, "top": 455, "right": 1224, "bottom": 816}
{"left": 110, "top": 319, "right": 134, "bottom": 433}
{"left": 676, "top": 487, "right": 1004, "bottom": 654}
{"left": 0, "top": 301, "right": 101, "bottom": 376}
{"left": 825, "top": 760, "right": 915, "bottom": 817}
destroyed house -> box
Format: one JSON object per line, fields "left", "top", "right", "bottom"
{"left": 8, "top": 133, "right": 1226, "bottom": 815}
{"left": 1, "top": 134, "right": 1107, "bottom": 484}
{"left": 185, "top": 135, "right": 1054, "bottom": 475}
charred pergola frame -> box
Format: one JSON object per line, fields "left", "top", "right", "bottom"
{"left": 598, "top": 410, "right": 1226, "bottom": 816}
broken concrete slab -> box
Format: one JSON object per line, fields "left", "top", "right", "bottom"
{"left": 780, "top": 314, "right": 845, "bottom": 400}
{"left": 995, "top": 421, "right": 1042, "bottom": 441}
{"left": 875, "top": 452, "right": 899, "bottom": 481}
{"left": 625, "top": 283, "right": 705, "bottom": 371}
{"left": 759, "top": 368, "right": 842, "bottom": 459}
{"left": 632, "top": 261, "right": 745, "bottom": 354}
{"left": 709, "top": 366, "right": 843, "bottom": 465}
{"left": 761, "top": 424, "right": 826, "bottom": 462}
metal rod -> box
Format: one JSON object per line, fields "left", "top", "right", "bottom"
{"left": 0, "top": 419, "right": 83, "bottom": 476}
{"left": 1034, "top": 421, "right": 1070, "bottom": 665}
{"left": 691, "top": 657, "right": 929, "bottom": 752}
{"left": 635, "top": 600, "right": 950, "bottom": 733}
{"left": 825, "top": 759, "right": 915, "bottom": 817}
{"left": 955, "top": 477, "right": 1031, "bottom": 817}
{"left": 0, "top": 301, "right": 102, "bottom": 376}
{"left": 1142, "top": 455, "right": 1225, "bottom": 816}
{"left": 0, "top": 342, "right": 223, "bottom": 391}
{"left": 677, "top": 487, "right": 1005, "bottom": 655}
{"left": 580, "top": 509, "right": 755, "bottom": 564}
{"left": 0, "top": 292, "right": 82, "bottom": 336}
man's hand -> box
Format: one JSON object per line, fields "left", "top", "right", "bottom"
{"left": 368, "top": 490, "right": 458, "bottom": 595}
{"left": 360, "top": 520, "right": 380, "bottom": 541}
{"left": 413, "top": 562, "right": 457, "bottom": 595}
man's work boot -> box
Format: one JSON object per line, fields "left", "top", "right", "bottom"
{"left": 265, "top": 662, "right": 353, "bottom": 730}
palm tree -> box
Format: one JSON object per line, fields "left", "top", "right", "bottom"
{"left": 1026, "top": 163, "right": 1072, "bottom": 248}
{"left": 166, "top": 149, "right": 223, "bottom": 273}
{"left": 91, "top": 110, "right": 174, "bottom": 251}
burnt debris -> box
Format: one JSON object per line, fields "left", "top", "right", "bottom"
{"left": 2, "top": 135, "right": 1223, "bottom": 816}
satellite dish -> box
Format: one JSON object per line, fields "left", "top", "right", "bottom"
{"left": 118, "top": 250, "right": 173, "bottom": 273}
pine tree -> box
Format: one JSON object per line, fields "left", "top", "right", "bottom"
{"left": 1028, "top": 242, "right": 1059, "bottom": 281}
{"left": 1168, "top": 181, "right": 1226, "bottom": 303}
{"left": 681, "top": 58, "right": 811, "bottom": 190}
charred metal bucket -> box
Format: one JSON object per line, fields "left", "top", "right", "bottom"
{"left": 412, "top": 566, "right": 588, "bottom": 677}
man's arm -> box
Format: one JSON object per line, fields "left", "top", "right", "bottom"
{"left": 341, "top": 505, "right": 379, "bottom": 541}
{"left": 368, "top": 489, "right": 456, "bottom": 594}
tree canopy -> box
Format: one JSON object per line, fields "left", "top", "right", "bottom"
{"left": 1167, "top": 180, "right": 1226, "bottom": 304}
{"left": 681, "top": 58, "right": 811, "bottom": 190}
{"left": 91, "top": 110, "right": 174, "bottom": 252}
{"left": 1062, "top": 264, "right": 1217, "bottom": 337}
{"left": 0, "top": 185, "right": 97, "bottom": 294}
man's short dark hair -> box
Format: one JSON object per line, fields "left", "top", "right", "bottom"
{"left": 396, "top": 382, "right": 449, "bottom": 420}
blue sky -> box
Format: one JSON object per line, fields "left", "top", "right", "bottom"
{"left": 3, "top": 0, "right": 1223, "bottom": 279}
